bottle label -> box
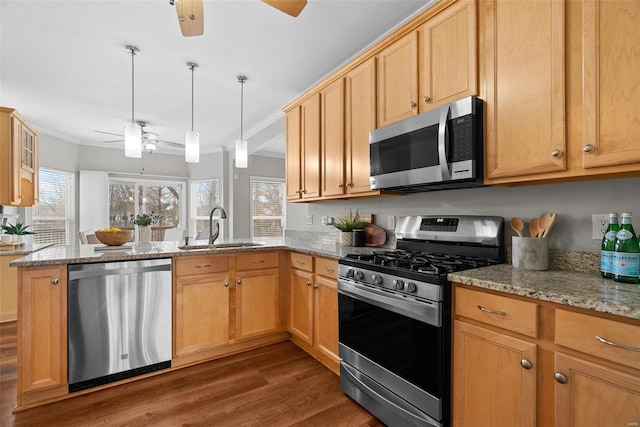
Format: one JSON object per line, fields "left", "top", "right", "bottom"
{"left": 614, "top": 253, "right": 640, "bottom": 278}
{"left": 601, "top": 250, "right": 615, "bottom": 274}
{"left": 616, "top": 229, "right": 633, "bottom": 240}
{"left": 604, "top": 230, "right": 618, "bottom": 240}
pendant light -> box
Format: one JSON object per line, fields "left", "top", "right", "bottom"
{"left": 124, "top": 45, "right": 142, "bottom": 158}
{"left": 185, "top": 62, "right": 200, "bottom": 163}
{"left": 235, "top": 75, "right": 248, "bottom": 169}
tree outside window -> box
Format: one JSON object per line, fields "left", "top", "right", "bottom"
{"left": 251, "top": 177, "right": 285, "bottom": 238}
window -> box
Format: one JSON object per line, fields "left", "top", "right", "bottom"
{"left": 32, "top": 168, "right": 76, "bottom": 245}
{"left": 189, "top": 179, "right": 221, "bottom": 238}
{"left": 109, "top": 177, "right": 185, "bottom": 241}
{"left": 250, "top": 177, "right": 285, "bottom": 238}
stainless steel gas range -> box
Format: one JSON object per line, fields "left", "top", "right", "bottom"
{"left": 338, "top": 215, "right": 505, "bottom": 427}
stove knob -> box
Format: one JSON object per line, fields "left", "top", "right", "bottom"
{"left": 371, "top": 274, "right": 383, "bottom": 285}
{"left": 355, "top": 270, "right": 365, "bottom": 280}
{"left": 392, "top": 279, "right": 405, "bottom": 290}
{"left": 346, "top": 268, "right": 355, "bottom": 278}
{"left": 406, "top": 282, "right": 417, "bottom": 293}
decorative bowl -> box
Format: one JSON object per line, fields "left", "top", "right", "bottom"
{"left": 94, "top": 230, "right": 133, "bottom": 246}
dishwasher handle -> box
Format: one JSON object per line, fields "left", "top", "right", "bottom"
{"left": 68, "top": 259, "right": 171, "bottom": 280}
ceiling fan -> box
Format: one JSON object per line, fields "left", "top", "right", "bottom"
{"left": 95, "top": 121, "right": 184, "bottom": 154}
{"left": 169, "top": 0, "right": 307, "bottom": 37}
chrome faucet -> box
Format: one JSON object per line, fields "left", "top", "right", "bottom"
{"left": 208, "top": 206, "right": 228, "bottom": 244}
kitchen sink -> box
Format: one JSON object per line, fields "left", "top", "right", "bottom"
{"left": 177, "top": 242, "right": 264, "bottom": 250}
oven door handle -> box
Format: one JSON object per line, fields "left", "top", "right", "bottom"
{"left": 338, "top": 279, "right": 441, "bottom": 327}
{"left": 437, "top": 103, "right": 451, "bottom": 181}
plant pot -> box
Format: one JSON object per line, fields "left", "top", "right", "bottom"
{"left": 337, "top": 230, "right": 353, "bottom": 246}
{"left": 139, "top": 226, "right": 152, "bottom": 243}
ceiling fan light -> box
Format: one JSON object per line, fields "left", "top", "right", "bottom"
{"left": 185, "top": 131, "right": 200, "bottom": 163}
{"left": 124, "top": 122, "right": 142, "bottom": 158}
{"left": 235, "top": 139, "right": 248, "bottom": 168}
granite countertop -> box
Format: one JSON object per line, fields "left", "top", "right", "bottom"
{"left": 449, "top": 264, "right": 640, "bottom": 320}
{"left": 0, "top": 242, "right": 55, "bottom": 256}
{"left": 8, "top": 237, "right": 377, "bottom": 267}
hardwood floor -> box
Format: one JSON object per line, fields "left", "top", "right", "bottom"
{"left": 0, "top": 322, "right": 383, "bottom": 426}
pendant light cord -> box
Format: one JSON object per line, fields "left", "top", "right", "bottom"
{"left": 131, "top": 48, "right": 135, "bottom": 124}
{"left": 187, "top": 62, "right": 198, "bottom": 132}
{"left": 238, "top": 76, "right": 247, "bottom": 140}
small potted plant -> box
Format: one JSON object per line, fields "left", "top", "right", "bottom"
{"left": 131, "top": 213, "right": 162, "bottom": 243}
{"left": 1, "top": 222, "right": 34, "bottom": 243}
{"left": 330, "top": 210, "right": 368, "bottom": 246}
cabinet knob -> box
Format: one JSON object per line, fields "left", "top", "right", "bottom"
{"left": 313, "top": 284, "right": 319, "bottom": 289}
{"left": 306, "top": 281, "right": 312, "bottom": 287}
{"left": 583, "top": 144, "right": 595, "bottom": 153}
{"left": 551, "top": 149, "right": 563, "bottom": 158}
{"left": 409, "top": 101, "right": 417, "bottom": 109}
{"left": 520, "top": 359, "right": 532, "bottom": 369}
{"left": 237, "top": 279, "right": 242, "bottom": 285}
{"left": 554, "top": 372, "right": 568, "bottom": 384}
{"left": 347, "top": 182, "right": 353, "bottom": 187}
{"left": 51, "top": 278, "right": 59, "bottom": 285}
{"left": 338, "top": 184, "right": 344, "bottom": 188}
{"left": 224, "top": 282, "right": 230, "bottom": 287}
{"left": 423, "top": 96, "right": 431, "bottom": 103}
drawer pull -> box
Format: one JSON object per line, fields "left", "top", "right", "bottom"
{"left": 296, "top": 260, "right": 306, "bottom": 265}
{"left": 554, "top": 372, "right": 568, "bottom": 384}
{"left": 252, "top": 260, "right": 265, "bottom": 264}
{"left": 324, "top": 268, "right": 335, "bottom": 273}
{"left": 595, "top": 335, "right": 640, "bottom": 352}
{"left": 196, "top": 264, "right": 211, "bottom": 268}
{"left": 477, "top": 305, "right": 507, "bottom": 316}
{"left": 520, "top": 359, "right": 532, "bottom": 369}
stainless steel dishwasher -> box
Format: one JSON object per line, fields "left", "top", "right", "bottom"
{"left": 68, "top": 258, "right": 172, "bottom": 392}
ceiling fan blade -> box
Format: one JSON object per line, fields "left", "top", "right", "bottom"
{"left": 262, "top": 0, "right": 307, "bottom": 17}
{"left": 176, "top": 0, "right": 204, "bottom": 37}
{"left": 103, "top": 139, "right": 124, "bottom": 143}
{"left": 157, "top": 140, "right": 185, "bottom": 148}
{"left": 94, "top": 130, "right": 124, "bottom": 137}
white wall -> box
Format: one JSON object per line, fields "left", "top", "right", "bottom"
{"left": 287, "top": 177, "right": 640, "bottom": 252}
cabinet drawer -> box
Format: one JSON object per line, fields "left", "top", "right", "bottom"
{"left": 175, "top": 255, "right": 229, "bottom": 276}
{"left": 290, "top": 252, "right": 313, "bottom": 272}
{"left": 455, "top": 287, "right": 538, "bottom": 338}
{"left": 236, "top": 251, "right": 279, "bottom": 271}
{"left": 555, "top": 309, "right": 640, "bottom": 370}
{"left": 315, "top": 257, "right": 338, "bottom": 279}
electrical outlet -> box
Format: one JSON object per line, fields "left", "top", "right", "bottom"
{"left": 592, "top": 214, "right": 609, "bottom": 240}
{"left": 307, "top": 215, "right": 313, "bottom": 225}
{"left": 321, "top": 215, "right": 329, "bottom": 225}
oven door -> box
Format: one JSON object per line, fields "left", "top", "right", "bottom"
{"left": 338, "top": 278, "right": 449, "bottom": 427}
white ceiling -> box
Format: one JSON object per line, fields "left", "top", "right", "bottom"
{"left": 0, "top": 0, "right": 428, "bottom": 158}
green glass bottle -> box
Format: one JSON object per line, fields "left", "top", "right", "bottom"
{"left": 613, "top": 212, "right": 640, "bottom": 284}
{"left": 600, "top": 213, "right": 619, "bottom": 279}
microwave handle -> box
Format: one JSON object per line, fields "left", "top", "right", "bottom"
{"left": 438, "top": 103, "right": 451, "bottom": 180}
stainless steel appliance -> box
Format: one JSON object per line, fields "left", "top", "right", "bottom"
{"left": 369, "top": 96, "right": 484, "bottom": 193}
{"left": 68, "top": 258, "right": 172, "bottom": 392}
{"left": 338, "top": 215, "right": 505, "bottom": 426}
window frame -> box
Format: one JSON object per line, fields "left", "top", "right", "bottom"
{"left": 189, "top": 178, "right": 223, "bottom": 239}
{"left": 31, "top": 167, "right": 76, "bottom": 245}
{"left": 249, "top": 176, "right": 286, "bottom": 239}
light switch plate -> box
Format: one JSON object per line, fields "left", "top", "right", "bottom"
{"left": 307, "top": 215, "right": 313, "bottom": 225}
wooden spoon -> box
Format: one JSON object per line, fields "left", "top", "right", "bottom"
{"left": 529, "top": 217, "right": 539, "bottom": 238}
{"left": 510, "top": 217, "right": 524, "bottom": 237}
{"left": 538, "top": 212, "right": 557, "bottom": 238}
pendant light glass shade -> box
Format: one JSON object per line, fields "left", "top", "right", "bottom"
{"left": 235, "top": 139, "right": 248, "bottom": 168}
{"left": 235, "top": 75, "right": 248, "bottom": 169}
{"left": 185, "top": 131, "right": 200, "bottom": 163}
{"left": 125, "top": 122, "right": 142, "bottom": 158}
{"left": 124, "top": 45, "right": 142, "bottom": 158}
{"left": 185, "top": 62, "right": 200, "bottom": 163}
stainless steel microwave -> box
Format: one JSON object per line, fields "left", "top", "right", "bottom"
{"left": 369, "top": 96, "right": 484, "bottom": 193}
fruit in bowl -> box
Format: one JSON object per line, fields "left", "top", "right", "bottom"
{"left": 94, "top": 229, "right": 134, "bottom": 246}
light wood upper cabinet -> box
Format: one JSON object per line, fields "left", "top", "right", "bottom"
{"left": 301, "top": 94, "right": 321, "bottom": 199}
{"left": 285, "top": 107, "right": 302, "bottom": 200}
{"left": 321, "top": 79, "right": 345, "bottom": 197}
{"left": 419, "top": 0, "right": 477, "bottom": 111}
{"left": 483, "top": 0, "right": 566, "bottom": 181}
{"left": 18, "top": 265, "right": 67, "bottom": 406}
{"left": 377, "top": 31, "right": 419, "bottom": 127}
{"left": 345, "top": 57, "right": 379, "bottom": 196}
{"left": 581, "top": 0, "right": 640, "bottom": 170}
{"left": 1, "top": 107, "right": 39, "bottom": 206}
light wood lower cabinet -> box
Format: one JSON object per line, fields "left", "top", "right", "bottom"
{"left": 17, "top": 265, "right": 67, "bottom": 407}
{"left": 453, "top": 283, "right": 640, "bottom": 427}
{"left": 1, "top": 254, "right": 20, "bottom": 322}
{"left": 289, "top": 253, "right": 339, "bottom": 374}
